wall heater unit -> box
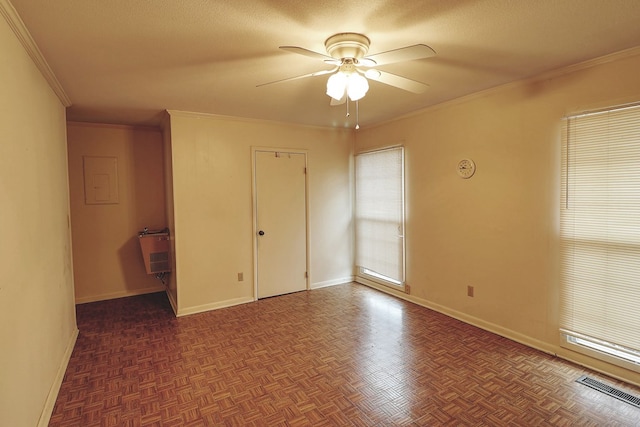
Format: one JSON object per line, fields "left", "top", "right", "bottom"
{"left": 139, "top": 230, "right": 171, "bottom": 274}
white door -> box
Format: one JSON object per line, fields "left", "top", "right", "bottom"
{"left": 255, "top": 150, "right": 307, "bottom": 298}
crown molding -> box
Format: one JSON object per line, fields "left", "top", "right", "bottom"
{"left": 367, "top": 45, "right": 640, "bottom": 131}
{"left": 0, "top": 0, "right": 71, "bottom": 107}
{"left": 165, "top": 109, "right": 353, "bottom": 132}
{"left": 67, "top": 121, "right": 161, "bottom": 132}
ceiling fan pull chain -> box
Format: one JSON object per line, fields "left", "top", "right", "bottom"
{"left": 356, "top": 100, "right": 360, "bottom": 130}
{"left": 346, "top": 98, "right": 350, "bottom": 117}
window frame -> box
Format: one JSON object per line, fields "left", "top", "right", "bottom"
{"left": 559, "top": 102, "right": 640, "bottom": 374}
{"left": 354, "top": 145, "right": 406, "bottom": 291}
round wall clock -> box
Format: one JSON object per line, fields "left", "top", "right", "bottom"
{"left": 457, "top": 158, "right": 476, "bottom": 179}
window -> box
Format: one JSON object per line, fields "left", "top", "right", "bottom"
{"left": 355, "top": 146, "right": 405, "bottom": 288}
{"left": 560, "top": 103, "right": 640, "bottom": 373}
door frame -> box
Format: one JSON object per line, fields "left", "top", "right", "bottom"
{"left": 251, "top": 146, "right": 310, "bottom": 300}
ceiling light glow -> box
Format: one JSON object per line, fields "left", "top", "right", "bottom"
{"left": 326, "top": 72, "right": 369, "bottom": 101}
{"left": 326, "top": 72, "right": 347, "bottom": 100}
{"left": 347, "top": 73, "right": 369, "bottom": 101}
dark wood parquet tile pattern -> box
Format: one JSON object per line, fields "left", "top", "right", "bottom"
{"left": 50, "top": 283, "right": 640, "bottom": 426}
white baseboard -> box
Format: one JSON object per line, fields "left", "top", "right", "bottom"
{"left": 311, "top": 276, "right": 354, "bottom": 289}
{"left": 421, "top": 298, "right": 557, "bottom": 356}
{"left": 356, "top": 278, "right": 640, "bottom": 386}
{"left": 37, "top": 327, "right": 79, "bottom": 427}
{"left": 75, "top": 285, "right": 166, "bottom": 304}
{"left": 356, "top": 278, "right": 556, "bottom": 356}
{"left": 166, "top": 288, "right": 178, "bottom": 316}
{"left": 174, "top": 276, "right": 354, "bottom": 317}
{"left": 176, "top": 296, "right": 254, "bottom": 317}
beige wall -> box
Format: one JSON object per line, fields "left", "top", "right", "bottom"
{"left": 0, "top": 10, "right": 77, "bottom": 427}
{"left": 67, "top": 123, "right": 168, "bottom": 303}
{"left": 167, "top": 112, "right": 354, "bottom": 315}
{"left": 161, "top": 115, "right": 178, "bottom": 310}
{"left": 355, "top": 50, "right": 640, "bottom": 385}
{"left": 2, "top": 7, "right": 637, "bottom": 426}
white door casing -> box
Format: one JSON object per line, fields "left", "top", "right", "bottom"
{"left": 253, "top": 149, "right": 308, "bottom": 298}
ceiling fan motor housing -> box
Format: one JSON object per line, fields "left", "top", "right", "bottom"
{"left": 339, "top": 59, "right": 357, "bottom": 74}
{"left": 325, "top": 33, "right": 370, "bottom": 60}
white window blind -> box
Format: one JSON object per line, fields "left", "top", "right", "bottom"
{"left": 560, "top": 103, "right": 640, "bottom": 371}
{"left": 355, "top": 147, "right": 405, "bottom": 286}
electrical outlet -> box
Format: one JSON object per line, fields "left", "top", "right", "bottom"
{"left": 467, "top": 285, "right": 474, "bottom": 297}
{"left": 405, "top": 284, "right": 411, "bottom": 295}
{"left": 238, "top": 272, "right": 243, "bottom": 282}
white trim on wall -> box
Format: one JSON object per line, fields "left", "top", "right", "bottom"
{"left": 355, "top": 277, "right": 556, "bottom": 354}
{"left": 166, "top": 288, "right": 178, "bottom": 316}
{"left": 251, "top": 146, "right": 311, "bottom": 301}
{"left": 311, "top": 277, "right": 354, "bottom": 289}
{"left": 0, "top": 0, "right": 71, "bottom": 107}
{"left": 365, "top": 46, "right": 640, "bottom": 132}
{"left": 356, "top": 277, "right": 640, "bottom": 388}
{"left": 176, "top": 296, "right": 254, "bottom": 317}
{"left": 36, "top": 328, "right": 78, "bottom": 427}
{"left": 75, "top": 285, "right": 166, "bottom": 305}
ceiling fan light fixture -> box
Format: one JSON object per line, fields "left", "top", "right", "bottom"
{"left": 347, "top": 73, "right": 369, "bottom": 101}
{"left": 326, "top": 72, "right": 347, "bottom": 100}
{"left": 364, "top": 69, "right": 381, "bottom": 80}
{"left": 266, "top": 33, "right": 435, "bottom": 114}
{"left": 325, "top": 33, "right": 370, "bottom": 59}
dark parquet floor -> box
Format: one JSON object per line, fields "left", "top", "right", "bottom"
{"left": 49, "top": 283, "right": 640, "bottom": 426}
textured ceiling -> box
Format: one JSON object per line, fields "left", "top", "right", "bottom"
{"left": 9, "top": 0, "right": 640, "bottom": 129}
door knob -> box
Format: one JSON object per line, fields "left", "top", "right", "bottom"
{"left": 258, "top": 230, "right": 265, "bottom": 236}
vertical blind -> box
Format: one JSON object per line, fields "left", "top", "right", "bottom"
{"left": 355, "top": 147, "right": 405, "bottom": 285}
{"left": 560, "top": 103, "right": 640, "bottom": 364}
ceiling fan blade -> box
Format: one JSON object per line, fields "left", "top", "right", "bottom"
{"left": 257, "top": 67, "right": 338, "bottom": 87}
{"left": 280, "top": 46, "right": 335, "bottom": 61}
{"left": 363, "top": 44, "right": 436, "bottom": 66}
{"left": 366, "top": 70, "right": 429, "bottom": 93}
{"left": 357, "top": 58, "right": 377, "bottom": 67}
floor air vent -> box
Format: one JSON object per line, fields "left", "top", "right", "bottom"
{"left": 576, "top": 375, "right": 640, "bottom": 408}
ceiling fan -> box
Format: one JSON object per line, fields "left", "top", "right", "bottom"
{"left": 258, "top": 33, "right": 436, "bottom": 105}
